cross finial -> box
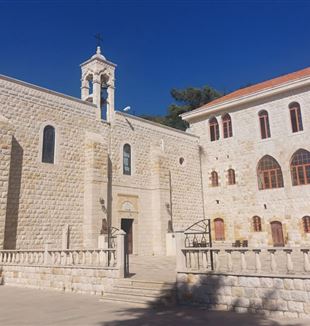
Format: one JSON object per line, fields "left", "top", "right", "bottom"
{"left": 94, "top": 33, "right": 103, "bottom": 47}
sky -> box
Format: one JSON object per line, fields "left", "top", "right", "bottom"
{"left": 0, "top": 0, "right": 310, "bottom": 116}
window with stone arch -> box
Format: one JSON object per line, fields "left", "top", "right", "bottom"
{"left": 214, "top": 218, "right": 225, "bottom": 241}
{"left": 253, "top": 216, "right": 262, "bottom": 232}
{"left": 258, "top": 110, "right": 271, "bottom": 139}
{"left": 290, "top": 149, "right": 310, "bottom": 186}
{"left": 222, "top": 113, "right": 233, "bottom": 138}
{"left": 302, "top": 216, "right": 310, "bottom": 233}
{"left": 209, "top": 117, "right": 219, "bottom": 141}
{"left": 42, "top": 125, "right": 55, "bottom": 164}
{"left": 257, "top": 155, "right": 284, "bottom": 190}
{"left": 227, "top": 168, "right": 236, "bottom": 185}
{"left": 211, "top": 171, "right": 219, "bottom": 187}
{"left": 123, "top": 143, "right": 131, "bottom": 175}
{"left": 289, "top": 102, "right": 303, "bottom": 133}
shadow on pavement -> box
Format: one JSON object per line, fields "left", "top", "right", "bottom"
{"left": 99, "top": 274, "right": 304, "bottom": 326}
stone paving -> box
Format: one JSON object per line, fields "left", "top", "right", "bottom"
{"left": 127, "top": 255, "right": 176, "bottom": 282}
{"left": 0, "top": 286, "right": 309, "bottom": 326}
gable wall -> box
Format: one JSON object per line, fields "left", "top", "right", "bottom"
{"left": 0, "top": 76, "right": 109, "bottom": 249}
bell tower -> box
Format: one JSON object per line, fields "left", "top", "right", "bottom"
{"left": 80, "top": 46, "right": 116, "bottom": 122}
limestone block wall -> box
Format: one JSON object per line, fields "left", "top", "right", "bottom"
{"left": 177, "top": 272, "right": 310, "bottom": 319}
{"left": 0, "top": 118, "right": 13, "bottom": 249}
{"left": 83, "top": 132, "right": 109, "bottom": 248}
{"left": 1, "top": 265, "right": 118, "bottom": 295}
{"left": 110, "top": 113, "right": 204, "bottom": 255}
{"left": 0, "top": 75, "right": 109, "bottom": 249}
{"left": 188, "top": 85, "right": 310, "bottom": 245}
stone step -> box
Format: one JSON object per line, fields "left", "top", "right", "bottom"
{"left": 117, "top": 278, "right": 175, "bottom": 290}
{"left": 101, "top": 278, "right": 176, "bottom": 307}
{"left": 100, "top": 296, "right": 152, "bottom": 308}
{"left": 113, "top": 285, "right": 175, "bottom": 296}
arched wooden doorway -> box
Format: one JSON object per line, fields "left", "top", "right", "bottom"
{"left": 270, "top": 221, "right": 284, "bottom": 247}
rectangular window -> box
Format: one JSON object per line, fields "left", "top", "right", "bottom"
{"left": 260, "top": 117, "right": 267, "bottom": 139}
{"left": 290, "top": 108, "right": 298, "bottom": 132}
{"left": 298, "top": 166, "right": 305, "bottom": 184}
{"left": 263, "top": 171, "right": 270, "bottom": 189}
{"left": 306, "top": 165, "right": 310, "bottom": 184}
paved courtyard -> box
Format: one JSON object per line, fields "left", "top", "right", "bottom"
{"left": 0, "top": 286, "right": 309, "bottom": 326}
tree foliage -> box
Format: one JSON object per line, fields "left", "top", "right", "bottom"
{"left": 141, "top": 85, "right": 222, "bottom": 131}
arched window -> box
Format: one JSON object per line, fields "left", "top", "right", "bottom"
{"left": 290, "top": 149, "right": 310, "bottom": 185}
{"left": 42, "top": 125, "right": 55, "bottom": 164}
{"left": 123, "top": 144, "right": 131, "bottom": 175}
{"left": 257, "top": 155, "right": 284, "bottom": 190}
{"left": 289, "top": 102, "right": 303, "bottom": 133}
{"left": 258, "top": 110, "right": 271, "bottom": 139}
{"left": 302, "top": 216, "right": 310, "bottom": 233}
{"left": 214, "top": 218, "right": 225, "bottom": 241}
{"left": 211, "top": 171, "right": 219, "bottom": 187}
{"left": 222, "top": 113, "right": 233, "bottom": 138}
{"left": 209, "top": 117, "right": 219, "bottom": 141}
{"left": 253, "top": 216, "right": 262, "bottom": 232}
{"left": 227, "top": 169, "right": 236, "bottom": 185}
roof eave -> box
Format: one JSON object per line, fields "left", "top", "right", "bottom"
{"left": 80, "top": 57, "right": 117, "bottom": 68}
{"left": 181, "top": 75, "right": 310, "bottom": 122}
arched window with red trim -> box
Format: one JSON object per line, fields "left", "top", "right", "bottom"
{"left": 290, "top": 149, "right": 310, "bottom": 186}
{"left": 258, "top": 110, "right": 271, "bottom": 139}
{"left": 257, "top": 155, "right": 284, "bottom": 190}
{"left": 289, "top": 102, "right": 303, "bottom": 133}
{"left": 227, "top": 169, "right": 236, "bottom": 185}
{"left": 222, "top": 113, "right": 233, "bottom": 138}
{"left": 214, "top": 218, "right": 225, "bottom": 240}
{"left": 253, "top": 216, "right": 262, "bottom": 232}
{"left": 211, "top": 171, "right": 219, "bottom": 187}
{"left": 209, "top": 117, "right": 219, "bottom": 141}
{"left": 303, "top": 216, "right": 310, "bottom": 233}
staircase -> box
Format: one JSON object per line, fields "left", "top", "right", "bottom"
{"left": 101, "top": 279, "right": 176, "bottom": 307}
{"left": 101, "top": 255, "right": 177, "bottom": 307}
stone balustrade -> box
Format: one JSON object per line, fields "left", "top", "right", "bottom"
{"left": 0, "top": 230, "right": 127, "bottom": 276}
{"left": 177, "top": 245, "right": 310, "bottom": 276}
{"left": 0, "top": 248, "right": 117, "bottom": 268}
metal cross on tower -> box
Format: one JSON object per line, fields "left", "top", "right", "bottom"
{"left": 94, "top": 33, "right": 103, "bottom": 47}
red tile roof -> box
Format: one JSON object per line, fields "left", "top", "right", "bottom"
{"left": 198, "top": 66, "right": 310, "bottom": 111}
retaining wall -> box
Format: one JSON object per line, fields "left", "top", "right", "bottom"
{"left": 177, "top": 272, "right": 310, "bottom": 319}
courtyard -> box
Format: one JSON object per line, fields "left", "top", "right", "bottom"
{"left": 0, "top": 286, "right": 308, "bottom": 326}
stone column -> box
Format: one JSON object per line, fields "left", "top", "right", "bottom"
{"left": 106, "top": 83, "right": 115, "bottom": 123}
{"left": 81, "top": 79, "right": 89, "bottom": 100}
{"left": 116, "top": 230, "right": 126, "bottom": 278}
{"left": 150, "top": 150, "right": 170, "bottom": 256}
{"left": 0, "top": 118, "right": 13, "bottom": 249}
{"left": 92, "top": 75, "right": 102, "bottom": 120}
{"left": 83, "top": 133, "right": 109, "bottom": 248}
{"left": 175, "top": 231, "right": 186, "bottom": 272}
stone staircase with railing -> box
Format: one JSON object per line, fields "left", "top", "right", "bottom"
{"left": 101, "top": 278, "right": 176, "bottom": 307}
{"left": 101, "top": 255, "right": 177, "bottom": 307}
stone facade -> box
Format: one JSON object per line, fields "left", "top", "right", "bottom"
{"left": 0, "top": 48, "right": 204, "bottom": 255}
{"left": 1, "top": 47, "right": 310, "bottom": 255}
{"left": 184, "top": 81, "right": 310, "bottom": 247}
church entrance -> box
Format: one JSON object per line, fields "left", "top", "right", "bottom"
{"left": 121, "top": 218, "right": 133, "bottom": 254}
{"left": 271, "top": 221, "right": 284, "bottom": 247}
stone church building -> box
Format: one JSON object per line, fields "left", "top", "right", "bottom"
{"left": 0, "top": 47, "right": 309, "bottom": 254}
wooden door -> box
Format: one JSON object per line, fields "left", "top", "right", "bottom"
{"left": 214, "top": 218, "right": 225, "bottom": 241}
{"left": 271, "top": 221, "right": 284, "bottom": 247}
{"left": 121, "top": 219, "right": 133, "bottom": 254}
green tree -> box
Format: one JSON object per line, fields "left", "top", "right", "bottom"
{"left": 141, "top": 86, "right": 222, "bottom": 131}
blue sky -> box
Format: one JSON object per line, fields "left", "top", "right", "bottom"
{"left": 0, "top": 0, "right": 310, "bottom": 116}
